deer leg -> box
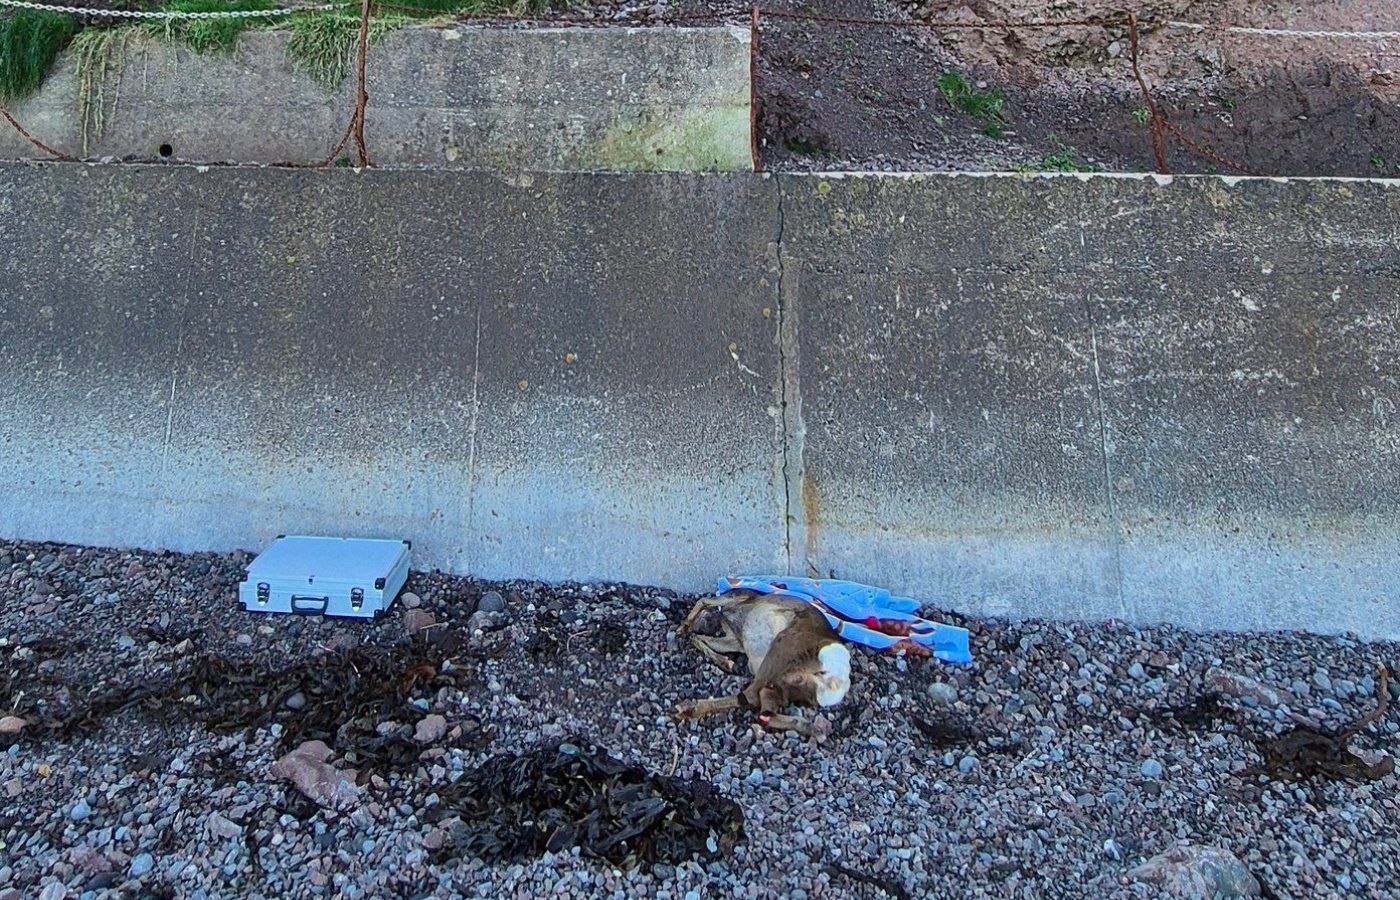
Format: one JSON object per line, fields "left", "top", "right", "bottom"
{"left": 691, "top": 634, "right": 742, "bottom": 673}
{"left": 753, "top": 684, "right": 818, "bottom": 737}
{"left": 674, "top": 695, "right": 741, "bottom": 721}
{"left": 757, "top": 713, "right": 812, "bottom": 736}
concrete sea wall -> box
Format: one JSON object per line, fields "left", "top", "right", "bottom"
{"left": 0, "top": 26, "right": 753, "bottom": 172}
{"left": 2, "top": 164, "right": 1397, "bottom": 638}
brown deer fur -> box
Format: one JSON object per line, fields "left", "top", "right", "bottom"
{"left": 672, "top": 590, "right": 852, "bottom": 737}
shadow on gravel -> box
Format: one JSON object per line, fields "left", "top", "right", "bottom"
{"left": 428, "top": 737, "right": 744, "bottom": 871}
{"left": 524, "top": 611, "right": 631, "bottom": 661}
{"left": 911, "top": 712, "right": 1026, "bottom": 756}
{"left": 1144, "top": 692, "right": 1232, "bottom": 733}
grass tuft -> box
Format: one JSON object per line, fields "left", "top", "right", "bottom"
{"left": 0, "top": 0, "right": 572, "bottom": 109}
{"left": 0, "top": 10, "right": 77, "bottom": 105}
{"left": 286, "top": 9, "right": 413, "bottom": 91}
{"left": 144, "top": 0, "right": 279, "bottom": 55}
{"left": 1017, "top": 134, "right": 1097, "bottom": 174}
{"left": 72, "top": 26, "right": 138, "bottom": 154}
{"left": 937, "top": 71, "right": 1007, "bottom": 139}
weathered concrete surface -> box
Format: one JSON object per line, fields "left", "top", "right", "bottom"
{"left": 3, "top": 165, "right": 1399, "bottom": 637}
{"left": 782, "top": 172, "right": 1400, "bottom": 636}
{"left": 0, "top": 166, "right": 783, "bottom": 586}
{"left": 0, "top": 25, "right": 752, "bottom": 172}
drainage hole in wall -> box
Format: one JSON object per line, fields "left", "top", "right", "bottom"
{"left": 158, "top": 143, "right": 173, "bottom": 158}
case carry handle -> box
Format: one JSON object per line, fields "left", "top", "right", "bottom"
{"left": 291, "top": 595, "right": 329, "bottom": 615}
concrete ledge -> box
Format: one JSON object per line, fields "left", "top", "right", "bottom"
{"left": 2, "top": 165, "right": 1398, "bottom": 638}
{"left": 0, "top": 25, "right": 753, "bottom": 172}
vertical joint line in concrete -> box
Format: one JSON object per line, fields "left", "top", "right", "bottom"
{"left": 773, "top": 174, "right": 804, "bottom": 576}
{"left": 1084, "top": 290, "right": 1126, "bottom": 614}
{"left": 773, "top": 174, "right": 792, "bottom": 571}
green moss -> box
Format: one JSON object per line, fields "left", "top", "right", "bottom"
{"left": 592, "top": 105, "right": 751, "bottom": 172}
{"left": 0, "top": 10, "right": 77, "bottom": 104}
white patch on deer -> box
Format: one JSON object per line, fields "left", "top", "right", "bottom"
{"left": 815, "top": 643, "right": 852, "bottom": 707}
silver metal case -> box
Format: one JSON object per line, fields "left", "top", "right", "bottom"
{"left": 238, "top": 535, "right": 411, "bottom": 618}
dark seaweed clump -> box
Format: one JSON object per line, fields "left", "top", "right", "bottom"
{"left": 430, "top": 738, "right": 744, "bottom": 870}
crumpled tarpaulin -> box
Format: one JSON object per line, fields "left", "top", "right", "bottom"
{"left": 717, "top": 577, "right": 973, "bottom": 666}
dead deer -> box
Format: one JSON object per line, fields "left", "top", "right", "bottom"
{"left": 672, "top": 590, "right": 851, "bottom": 737}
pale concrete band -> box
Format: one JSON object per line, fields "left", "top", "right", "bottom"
{"left": 0, "top": 26, "right": 754, "bottom": 172}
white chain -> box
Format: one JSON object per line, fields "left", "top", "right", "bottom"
{"left": 1168, "top": 20, "right": 1400, "bottom": 40}
{"left": 0, "top": 0, "right": 340, "bottom": 18}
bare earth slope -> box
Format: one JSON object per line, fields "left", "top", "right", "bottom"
{"left": 669, "top": 0, "right": 1400, "bottom": 175}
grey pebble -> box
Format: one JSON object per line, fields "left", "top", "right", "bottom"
{"left": 745, "top": 769, "right": 763, "bottom": 786}
{"left": 85, "top": 873, "right": 119, "bottom": 892}
{"left": 117, "top": 636, "right": 135, "bottom": 651}
{"left": 959, "top": 756, "right": 978, "bottom": 774}
{"left": 129, "top": 853, "right": 155, "bottom": 878}
{"left": 70, "top": 800, "right": 91, "bottom": 822}
{"left": 285, "top": 692, "right": 306, "bottom": 710}
{"left": 1128, "top": 662, "right": 1146, "bottom": 680}
{"left": 478, "top": 591, "right": 506, "bottom": 614}
{"left": 1140, "top": 759, "right": 1164, "bottom": 778}
{"left": 926, "top": 682, "right": 958, "bottom": 706}
{"left": 1313, "top": 670, "right": 1332, "bottom": 692}
{"left": 401, "top": 592, "right": 422, "bottom": 609}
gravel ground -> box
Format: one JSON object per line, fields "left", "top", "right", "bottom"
{"left": 2, "top": 537, "right": 1399, "bottom": 900}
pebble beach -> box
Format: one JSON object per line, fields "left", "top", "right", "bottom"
{"left": 2, "top": 538, "right": 1398, "bottom": 900}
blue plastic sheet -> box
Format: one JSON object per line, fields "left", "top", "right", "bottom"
{"left": 717, "top": 576, "right": 973, "bottom": 666}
